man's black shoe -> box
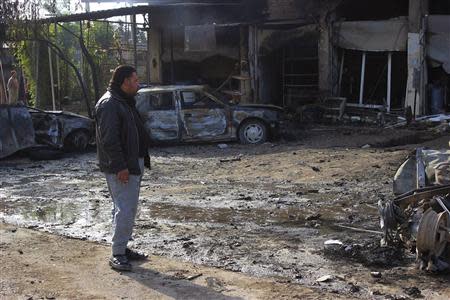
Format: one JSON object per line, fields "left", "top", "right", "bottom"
{"left": 126, "top": 248, "right": 148, "bottom": 261}
{"left": 109, "top": 255, "right": 132, "bottom": 271}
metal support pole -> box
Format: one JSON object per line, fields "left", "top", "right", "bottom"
{"left": 0, "top": 59, "right": 8, "bottom": 103}
{"left": 338, "top": 49, "right": 345, "bottom": 97}
{"left": 56, "top": 54, "right": 60, "bottom": 108}
{"left": 282, "top": 47, "right": 285, "bottom": 107}
{"left": 55, "top": 22, "right": 61, "bottom": 108}
{"left": 387, "top": 52, "right": 392, "bottom": 112}
{"left": 170, "top": 28, "right": 174, "bottom": 84}
{"left": 48, "top": 47, "right": 56, "bottom": 111}
{"left": 35, "top": 42, "right": 40, "bottom": 107}
{"left": 146, "top": 28, "right": 151, "bottom": 85}
{"left": 254, "top": 26, "right": 259, "bottom": 103}
{"left": 131, "top": 14, "right": 137, "bottom": 68}
{"left": 359, "top": 52, "right": 366, "bottom": 105}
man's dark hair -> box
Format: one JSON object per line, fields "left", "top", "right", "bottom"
{"left": 109, "top": 65, "right": 136, "bottom": 90}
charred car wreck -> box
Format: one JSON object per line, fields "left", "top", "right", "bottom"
{"left": 0, "top": 105, "right": 36, "bottom": 159}
{"left": 0, "top": 105, "right": 94, "bottom": 159}
{"left": 379, "top": 148, "right": 450, "bottom": 272}
{"left": 28, "top": 107, "right": 94, "bottom": 151}
{"left": 136, "top": 85, "right": 285, "bottom": 144}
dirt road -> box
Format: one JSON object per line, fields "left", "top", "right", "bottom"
{"left": 1, "top": 223, "right": 345, "bottom": 300}
{"left": 1, "top": 126, "right": 449, "bottom": 299}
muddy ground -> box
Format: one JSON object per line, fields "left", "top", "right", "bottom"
{"left": 1, "top": 125, "right": 450, "bottom": 299}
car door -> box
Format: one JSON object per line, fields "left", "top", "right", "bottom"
{"left": 178, "top": 90, "right": 229, "bottom": 141}
{"left": 136, "top": 91, "right": 179, "bottom": 142}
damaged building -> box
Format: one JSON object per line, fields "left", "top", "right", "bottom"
{"left": 42, "top": 0, "right": 450, "bottom": 118}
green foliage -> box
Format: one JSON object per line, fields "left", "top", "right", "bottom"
{"left": 0, "top": 1, "right": 20, "bottom": 21}
{"left": 85, "top": 21, "right": 122, "bottom": 92}
{"left": 14, "top": 39, "right": 53, "bottom": 108}
{"left": 11, "top": 19, "right": 121, "bottom": 109}
{"left": 14, "top": 41, "right": 36, "bottom": 103}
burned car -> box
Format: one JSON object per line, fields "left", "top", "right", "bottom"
{"left": 136, "top": 85, "right": 285, "bottom": 144}
{"left": 0, "top": 105, "right": 36, "bottom": 159}
{"left": 28, "top": 107, "right": 94, "bottom": 151}
{"left": 0, "top": 105, "right": 94, "bottom": 159}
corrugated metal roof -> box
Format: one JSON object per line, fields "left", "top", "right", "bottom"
{"left": 38, "top": 1, "right": 242, "bottom": 23}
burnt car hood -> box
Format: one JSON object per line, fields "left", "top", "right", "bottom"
{"left": 36, "top": 110, "right": 92, "bottom": 120}
{"left": 232, "top": 104, "right": 284, "bottom": 112}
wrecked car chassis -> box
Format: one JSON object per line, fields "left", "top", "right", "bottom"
{"left": 379, "top": 185, "right": 450, "bottom": 272}
{"left": 0, "top": 105, "right": 36, "bottom": 159}
{"left": 0, "top": 105, "right": 94, "bottom": 159}
{"left": 27, "top": 107, "right": 94, "bottom": 151}
{"left": 136, "top": 85, "right": 285, "bottom": 145}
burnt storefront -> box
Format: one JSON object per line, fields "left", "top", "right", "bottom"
{"left": 38, "top": 0, "right": 450, "bottom": 117}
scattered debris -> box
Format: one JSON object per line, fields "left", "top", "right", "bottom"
{"left": 324, "top": 240, "right": 343, "bottom": 246}
{"left": 385, "top": 113, "right": 450, "bottom": 130}
{"left": 217, "top": 144, "right": 229, "bottom": 149}
{"left": 403, "top": 286, "right": 422, "bottom": 298}
{"left": 219, "top": 157, "right": 241, "bottom": 163}
{"left": 316, "top": 275, "right": 333, "bottom": 283}
{"left": 370, "top": 271, "right": 382, "bottom": 278}
{"left": 305, "top": 213, "right": 321, "bottom": 221}
{"left": 206, "top": 277, "right": 225, "bottom": 291}
{"left": 323, "top": 240, "right": 405, "bottom": 268}
{"left": 311, "top": 166, "right": 321, "bottom": 172}
{"left": 187, "top": 273, "right": 203, "bottom": 281}
{"left": 336, "top": 224, "right": 383, "bottom": 235}
{"left": 361, "top": 144, "right": 371, "bottom": 149}
{"left": 349, "top": 283, "right": 360, "bottom": 293}
{"left": 237, "top": 195, "right": 252, "bottom": 201}
{"left": 417, "top": 114, "right": 450, "bottom": 123}
{"left": 297, "top": 160, "right": 321, "bottom": 173}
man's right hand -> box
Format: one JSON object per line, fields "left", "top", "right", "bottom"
{"left": 117, "top": 169, "right": 129, "bottom": 184}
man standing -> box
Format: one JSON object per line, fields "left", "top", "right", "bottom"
{"left": 95, "top": 65, "right": 151, "bottom": 271}
{"left": 7, "top": 70, "right": 19, "bottom": 105}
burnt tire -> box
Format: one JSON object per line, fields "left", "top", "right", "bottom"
{"left": 238, "top": 119, "right": 267, "bottom": 144}
{"left": 64, "top": 130, "right": 89, "bottom": 152}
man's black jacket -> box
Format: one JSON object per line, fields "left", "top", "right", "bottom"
{"left": 95, "top": 89, "right": 150, "bottom": 175}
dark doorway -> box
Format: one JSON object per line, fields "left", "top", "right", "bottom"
{"left": 428, "top": 66, "right": 449, "bottom": 113}
{"left": 259, "top": 34, "right": 318, "bottom": 109}
{"left": 339, "top": 49, "right": 407, "bottom": 111}
{"left": 430, "top": 0, "right": 450, "bottom": 14}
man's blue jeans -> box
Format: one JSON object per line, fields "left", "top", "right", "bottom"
{"left": 104, "top": 158, "right": 144, "bottom": 256}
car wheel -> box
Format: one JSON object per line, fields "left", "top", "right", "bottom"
{"left": 238, "top": 119, "right": 267, "bottom": 144}
{"left": 64, "top": 130, "right": 89, "bottom": 152}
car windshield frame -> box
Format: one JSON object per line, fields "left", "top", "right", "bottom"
{"left": 202, "top": 89, "right": 229, "bottom": 106}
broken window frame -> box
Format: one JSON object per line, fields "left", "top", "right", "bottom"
{"left": 339, "top": 49, "right": 394, "bottom": 112}
{"left": 179, "top": 91, "right": 225, "bottom": 110}
{"left": 136, "top": 91, "right": 175, "bottom": 111}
